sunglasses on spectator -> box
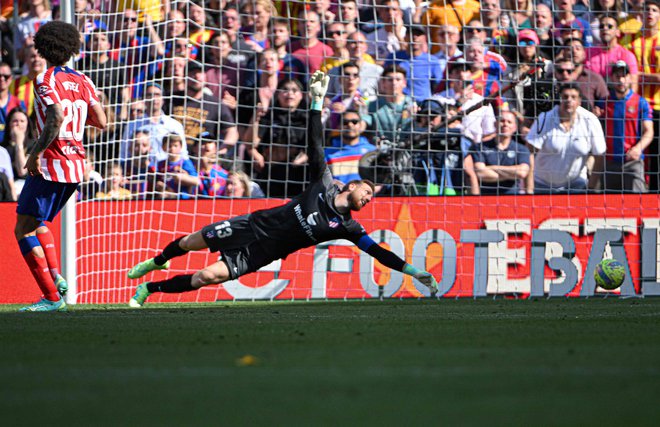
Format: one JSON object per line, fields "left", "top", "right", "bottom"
{"left": 466, "top": 27, "right": 484, "bottom": 33}
{"left": 328, "top": 30, "right": 344, "bottom": 36}
{"left": 0, "top": 74, "right": 12, "bottom": 80}
{"left": 519, "top": 40, "right": 537, "bottom": 46}
{"left": 556, "top": 68, "right": 574, "bottom": 74}
{"left": 124, "top": 16, "right": 138, "bottom": 22}
{"left": 343, "top": 119, "right": 360, "bottom": 125}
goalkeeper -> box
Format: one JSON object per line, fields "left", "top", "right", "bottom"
{"left": 127, "top": 71, "right": 437, "bottom": 307}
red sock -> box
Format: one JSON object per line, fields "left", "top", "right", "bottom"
{"left": 37, "top": 228, "right": 60, "bottom": 280}
{"left": 23, "top": 250, "right": 60, "bottom": 301}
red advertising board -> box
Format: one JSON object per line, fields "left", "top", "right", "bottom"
{"left": 1, "top": 194, "right": 658, "bottom": 304}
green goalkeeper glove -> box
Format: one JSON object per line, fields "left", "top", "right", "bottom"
{"left": 309, "top": 70, "right": 329, "bottom": 111}
{"left": 403, "top": 263, "right": 438, "bottom": 293}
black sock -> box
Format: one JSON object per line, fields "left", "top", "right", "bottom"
{"left": 147, "top": 274, "right": 195, "bottom": 293}
{"left": 154, "top": 237, "right": 188, "bottom": 266}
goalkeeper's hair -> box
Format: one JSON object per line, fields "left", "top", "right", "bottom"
{"left": 341, "top": 179, "right": 376, "bottom": 194}
{"left": 34, "top": 21, "right": 80, "bottom": 66}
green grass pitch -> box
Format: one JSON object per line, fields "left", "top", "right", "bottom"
{"left": 1, "top": 299, "right": 660, "bottom": 426}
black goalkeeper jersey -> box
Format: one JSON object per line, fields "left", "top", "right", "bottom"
{"left": 248, "top": 110, "right": 367, "bottom": 260}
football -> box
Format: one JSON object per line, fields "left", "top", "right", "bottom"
{"left": 594, "top": 259, "right": 626, "bottom": 290}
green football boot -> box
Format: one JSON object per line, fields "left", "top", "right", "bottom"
{"left": 19, "top": 298, "right": 67, "bottom": 312}
{"left": 55, "top": 274, "right": 68, "bottom": 296}
{"left": 127, "top": 259, "right": 170, "bottom": 279}
{"left": 128, "top": 283, "right": 152, "bottom": 308}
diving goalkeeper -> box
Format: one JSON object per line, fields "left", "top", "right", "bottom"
{"left": 127, "top": 71, "right": 437, "bottom": 307}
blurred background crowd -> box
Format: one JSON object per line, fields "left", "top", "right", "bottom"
{"left": 0, "top": 0, "right": 658, "bottom": 200}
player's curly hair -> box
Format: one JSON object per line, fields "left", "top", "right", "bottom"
{"left": 34, "top": 21, "right": 81, "bottom": 66}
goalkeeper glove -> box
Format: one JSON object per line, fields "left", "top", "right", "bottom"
{"left": 403, "top": 263, "right": 438, "bottom": 293}
{"left": 309, "top": 70, "right": 329, "bottom": 110}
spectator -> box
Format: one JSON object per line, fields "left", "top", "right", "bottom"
{"left": 503, "top": 0, "right": 534, "bottom": 31}
{"left": 221, "top": 5, "right": 258, "bottom": 70}
{"left": 619, "top": 0, "right": 644, "bottom": 39}
{"left": 463, "top": 19, "right": 508, "bottom": 71}
{"left": 14, "top": 0, "right": 52, "bottom": 53}
{"left": 478, "top": 0, "right": 514, "bottom": 56}
{"left": 526, "top": 83, "right": 606, "bottom": 193}
{"left": 385, "top": 25, "right": 442, "bottom": 102}
{"left": 533, "top": 3, "right": 556, "bottom": 59}
{"left": 1, "top": 107, "right": 33, "bottom": 180}
{"left": 589, "top": 0, "right": 628, "bottom": 44}
{"left": 0, "top": 63, "right": 27, "bottom": 142}
{"left": 0, "top": 171, "right": 15, "bottom": 201}
{"left": 96, "top": 163, "right": 133, "bottom": 200}
{"left": 557, "top": 38, "right": 608, "bottom": 114}
{"left": 464, "top": 37, "right": 504, "bottom": 110}
{"left": 320, "top": 21, "right": 350, "bottom": 72}
{"left": 364, "top": 65, "right": 415, "bottom": 143}
{"left": 432, "top": 24, "right": 462, "bottom": 78}
{"left": 324, "top": 62, "right": 369, "bottom": 134}
{"left": 163, "top": 9, "right": 186, "bottom": 56}
{"left": 9, "top": 44, "right": 46, "bottom": 116}
{"left": 270, "top": 17, "right": 307, "bottom": 83}
{"left": 196, "top": 139, "right": 229, "bottom": 198}
{"left": 627, "top": 0, "right": 660, "bottom": 190}
{"left": 225, "top": 170, "right": 265, "bottom": 198}
{"left": 423, "top": 0, "right": 481, "bottom": 54}
{"left": 245, "top": 78, "right": 308, "bottom": 198}
{"left": 324, "top": 109, "right": 377, "bottom": 184}
{"left": 291, "top": 10, "right": 334, "bottom": 73}
{"left": 434, "top": 59, "right": 497, "bottom": 146}
{"left": 0, "top": 143, "right": 15, "bottom": 200}
{"left": 602, "top": 61, "right": 654, "bottom": 193}
{"left": 122, "top": 129, "right": 155, "bottom": 197}
{"left": 327, "top": 31, "right": 383, "bottom": 100}
{"left": 502, "top": 29, "right": 552, "bottom": 126}
{"left": 366, "top": 0, "right": 407, "bottom": 65}
{"left": 80, "top": 29, "right": 125, "bottom": 110}
{"left": 109, "top": 8, "right": 163, "bottom": 98}
{"left": 463, "top": 110, "right": 531, "bottom": 195}
{"left": 311, "top": 0, "right": 336, "bottom": 27}
{"left": 408, "top": 99, "right": 466, "bottom": 195}
{"left": 553, "top": 0, "right": 593, "bottom": 46}
{"left": 238, "top": 49, "right": 281, "bottom": 132}
{"left": 338, "top": 0, "right": 360, "bottom": 35}
{"left": 162, "top": 55, "right": 187, "bottom": 97}
{"left": 78, "top": 150, "right": 104, "bottom": 200}
{"left": 171, "top": 61, "right": 238, "bottom": 151}
{"left": 242, "top": 0, "right": 277, "bottom": 53}
{"left": 120, "top": 82, "right": 187, "bottom": 163}
{"left": 206, "top": 30, "right": 241, "bottom": 102}
{"left": 187, "top": 0, "right": 217, "bottom": 47}
{"left": 154, "top": 133, "right": 199, "bottom": 199}
{"left": 585, "top": 14, "right": 638, "bottom": 92}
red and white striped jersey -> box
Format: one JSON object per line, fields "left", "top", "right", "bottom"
{"left": 34, "top": 66, "right": 99, "bottom": 183}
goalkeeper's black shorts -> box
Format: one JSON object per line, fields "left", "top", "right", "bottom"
{"left": 201, "top": 215, "right": 275, "bottom": 280}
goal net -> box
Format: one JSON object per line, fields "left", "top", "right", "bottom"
{"left": 34, "top": 0, "right": 659, "bottom": 303}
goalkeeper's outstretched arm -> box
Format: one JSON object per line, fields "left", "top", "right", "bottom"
{"left": 308, "top": 71, "right": 330, "bottom": 183}
{"left": 356, "top": 235, "right": 439, "bottom": 293}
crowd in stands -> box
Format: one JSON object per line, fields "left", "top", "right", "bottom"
{"left": 0, "top": 0, "right": 658, "bottom": 200}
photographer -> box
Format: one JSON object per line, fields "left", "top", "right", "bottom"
{"left": 433, "top": 58, "right": 496, "bottom": 148}
{"left": 409, "top": 99, "right": 467, "bottom": 195}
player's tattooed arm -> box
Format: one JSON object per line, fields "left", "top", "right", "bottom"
{"left": 25, "top": 104, "right": 63, "bottom": 176}
{"left": 28, "top": 104, "right": 64, "bottom": 155}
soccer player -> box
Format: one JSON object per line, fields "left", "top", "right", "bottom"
{"left": 15, "top": 21, "right": 107, "bottom": 312}
{"left": 127, "top": 71, "right": 438, "bottom": 307}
